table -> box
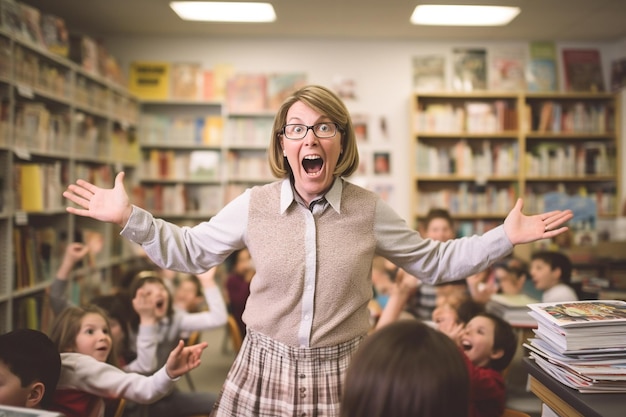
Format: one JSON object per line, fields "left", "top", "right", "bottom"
{"left": 523, "top": 357, "right": 626, "bottom": 417}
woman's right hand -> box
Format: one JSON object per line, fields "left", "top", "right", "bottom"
{"left": 63, "top": 172, "right": 133, "bottom": 227}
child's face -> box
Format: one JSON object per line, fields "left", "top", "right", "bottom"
{"left": 494, "top": 267, "right": 523, "bottom": 295}
{"left": 141, "top": 282, "right": 170, "bottom": 318}
{"left": 74, "top": 313, "right": 112, "bottom": 362}
{"left": 530, "top": 259, "right": 560, "bottom": 291}
{"left": 432, "top": 303, "right": 459, "bottom": 329}
{"left": 425, "top": 218, "right": 454, "bottom": 242}
{"left": 0, "top": 360, "right": 35, "bottom": 407}
{"left": 174, "top": 280, "right": 200, "bottom": 312}
{"left": 460, "top": 316, "right": 502, "bottom": 368}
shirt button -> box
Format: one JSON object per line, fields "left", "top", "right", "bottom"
{"left": 299, "top": 387, "right": 306, "bottom": 392}
{"left": 300, "top": 393, "right": 306, "bottom": 398}
{"left": 306, "top": 285, "right": 312, "bottom": 291}
{"left": 299, "top": 374, "right": 305, "bottom": 379}
{"left": 304, "top": 314, "right": 310, "bottom": 321}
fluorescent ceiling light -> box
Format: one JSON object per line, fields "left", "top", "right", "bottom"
{"left": 170, "top": 2, "right": 276, "bottom": 22}
{"left": 410, "top": 4, "right": 520, "bottom": 26}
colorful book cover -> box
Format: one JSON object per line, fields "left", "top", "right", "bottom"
{"left": 128, "top": 61, "right": 170, "bottom": 100}
{"left": 226, "top": 73, "right": 267, "bottom": 113}
{"left": 562, "top": 48, "right": 605, "bottom": 92}
{"left": 267, "top": 72, "right": 307, "bottom": 111}
{"left": 526, "top": 41, "right": 558, "bottom": 92}
{"left": 528, "top": 300, "right": 626, "bottom": 328}
{"left": 170, "top": 62, "right": 202, "bottom": 100}
{"left": 610, "top": 57, "right": 626, "bottom": 92}
{"left": 412, "top": 55, "right": 445, "bottom": 92}
{"left": 489, "top": 46, "right": 526, "bottom": 91}
{"left": 452, "top": 48, "right": 487, "bottom": 92}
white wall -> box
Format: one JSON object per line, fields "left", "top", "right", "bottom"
{"left": 105, "top": 35, "right": 623, "bottom": 223}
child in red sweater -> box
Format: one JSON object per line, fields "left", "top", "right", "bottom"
{"left": 439, "top": 312, "right": 517, "bottom": 417}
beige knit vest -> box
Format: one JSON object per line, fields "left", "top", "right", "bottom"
{"left": 244, "top": 180, "right": 378, "bottom": 347}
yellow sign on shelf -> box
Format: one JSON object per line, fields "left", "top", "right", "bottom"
{"left": 128, "top": 61, "right": 170, "bottom": 100}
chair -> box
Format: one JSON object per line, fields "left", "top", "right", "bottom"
{"left": 184, "top": 331, "right": 201, "bottom": 392}
{"left": 112, "top": 398, "right": 126, "bottom": 417}
{"left": 226, "top": 314, "right": 243, "bottom": 353}
{"left": 501, "top": 408, "right": 532, "bottom": 417}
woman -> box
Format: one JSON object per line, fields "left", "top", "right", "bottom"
{"left": 63, "top": 85, "right": 572, "bottom": 417}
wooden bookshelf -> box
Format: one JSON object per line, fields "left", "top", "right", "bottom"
{"left": 0, "top": 28, "right": 141, "bottom": 333}
{"left": 411, "top": 91, "right": 620, "bottom": 236}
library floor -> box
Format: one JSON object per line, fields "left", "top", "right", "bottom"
{"left": 180, "top": 327, "right": 543, "bottom": 417}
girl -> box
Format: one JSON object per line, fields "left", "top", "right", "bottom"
{"left": 123, "top": 269, "right": 227, "bottom": 416}
{"left": 48, "top": 305, "right": 207, "bottom": 417}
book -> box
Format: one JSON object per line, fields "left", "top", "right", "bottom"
{"left": 526, "top": 41, "right": 558, "bottom": 92}
{"left": 18, "top": 2, "right": 44, "bottom": 47}
{"left": 15, "top": 163, "right": 44, "bottom": 211}
{"left": 170, "top": 62, "right": 202, "bottom": 100}
{"left": 266, "top": 72, "right": 307, "bottom": 111}
{"left": 226, "top": 73, "right": 267, "bottom": 113}
{"left": 128, "top": 61, "right": 171, "bottom": 100}
{"left": 40, "top": 13, "right": 69, "bottom": 57}
{"left": 452, "top": 48, "right": 487, "bottom": 92}
{"left": 528, "top": 300, "right": 626, "bottom": 328}
{"left": 0, "top": 403, "right": 64, "bottom": 416}
{"left": 488, "top": 46, "right": 526, "bottom": 91}
{"left": 412, "top": 54, "right": 446, "bottom": 92}
{"left": 610, "top": 57, "right": 626, "bottom": 92}
{"left": 0, "top": 0, "right": 23, "bottom": 35}
{"left": 562, "top": 48, "right": 606, "bottom": 92}
{"left": 487, "top": 293, "right": 539, "bottom": 327}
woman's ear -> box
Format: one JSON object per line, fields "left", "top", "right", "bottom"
{"left": 25, "top": 381, "right": 45, "bottom": 408}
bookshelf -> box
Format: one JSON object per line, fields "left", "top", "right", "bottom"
{"left": 411, "top": 91, "right": 620, "bottom": 236}
{"left": 0, "top": 28, "right": 141, "bottom": 333}
{"left": 136, "top": 103, "right": 275, "bottom": 221}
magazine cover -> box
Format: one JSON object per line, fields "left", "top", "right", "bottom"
{"left": 562, "top": 48, "right": 605, "bottom": 92}
{"left": 488, "top": 46, "right": 526, "bottom": 91}
{"left": 452, "top": 48, "right": 487, "bottom": 91}
{"left": 267, "top": 72, "right": 307, "bottom": 111}
{"left": 170, "top": 62, "right": 202, "bottom": 100}
{"left": 528, "top": 300, "right": 626, "bottom": 327}
{"left": 526, "top": 41, "right": 558, "bottom": 92}
{"left": 226, "top": 73, "right": 267, "bottom": 113}
{"left": 412, "top": 54, "right": 445, "bottom": 92}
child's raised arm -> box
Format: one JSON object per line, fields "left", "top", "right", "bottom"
{"left": 165, "top": 340, "right": 208, "bottom": 379}
{"left": 48, "top": 243, "right": 90, "bottom": 315}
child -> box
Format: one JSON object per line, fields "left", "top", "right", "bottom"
{"left": 124, "top": 270, "right": 227, "bottom": 417}
{"left": 439, "top": 312, "right": 517, "bottom": 417}
{"left": 341, "top": 320, "right": 469, "bottom": 417}
{"left": 530, "top": 250, "right": 578, "bottom": 303}
{"left": 0, "top": 329, "right": 61, "bottom": 409}
{"left": 224, "top": 248, "right": 255, "bottom": 337}
{"left": 47, "top": 305, "right": 207, "bottom": 417}
{"left": 173, "top": 274, "right": 206, "bottom": 313}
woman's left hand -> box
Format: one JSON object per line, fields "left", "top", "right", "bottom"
{"left": 504, "top": 198, "right": 573, "bottom": 245}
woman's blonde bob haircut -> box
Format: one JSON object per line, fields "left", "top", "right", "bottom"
{"left": 268, "top": 85, "right": 359, "bottom": 178}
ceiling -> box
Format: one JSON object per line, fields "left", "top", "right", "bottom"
{"left": 23, "top": 0, "right": 626, "bottom": 42}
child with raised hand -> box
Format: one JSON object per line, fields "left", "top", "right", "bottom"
{"left": 47, "top": 305, "right": 207, "bottom": 417}
{"left": 122, "top": 268, "right": 226, "bottom": 417}
{"left": 438, "top": 312, "right": 517, "bottom": 417}
{"left": 0, "top": 329, "right": 61, "bottom": 409}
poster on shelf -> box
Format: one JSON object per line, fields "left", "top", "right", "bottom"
{"left": 488, "top": 46, "right": 526, "bottom": 91}
{"left": 412, "top": 54, "right": 445, "bottom": 92}
{"left": 526, "top": 41, "right": 558, "bottom": 92}
{"left": 128, "top": 61, "right": 170, "bottom": 100}
{"left": 562, "top": 48, "right": 605, "bottom": 92}
{"left": 452, "top": 48, "right": 487, "bottom": 92}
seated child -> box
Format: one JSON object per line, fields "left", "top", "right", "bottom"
{"left": 341, "top": 320, "right": 469, "bottom": 417}
{"left": 47, "top": 305, "right": 207, "bottom": 417}
{"left": 530, "top": 250, "right": 578, "bottom": 303}
{"left": 438, "top": 312, "right": 517, "bottom": 417}
{"left": 0, "top": 329, "right": 61, "bottom": 409}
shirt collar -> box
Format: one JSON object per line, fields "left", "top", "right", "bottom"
{"left": 280, "top": 177, "right": 343, "bottom": 214}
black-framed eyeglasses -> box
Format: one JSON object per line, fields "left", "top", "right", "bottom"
{"left": 282, "top": 122, "right": 342, "bottom": 140}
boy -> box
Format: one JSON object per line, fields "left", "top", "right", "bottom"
{"left": 0, "top": 329, "right": 61, "bottom": 409}
{"left": 440, "top": 312, "right": 517, "bottom": 417}
{"left": 530, "top": 250, "right": 578, "bottom": 303}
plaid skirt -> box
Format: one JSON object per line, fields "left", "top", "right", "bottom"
{"left": 210, "top": 329, "right": 364, "bottom": 417}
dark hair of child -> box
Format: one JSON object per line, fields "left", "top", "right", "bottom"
{"left": 128, "top": 273, "right": 174, "bottom": 331}
{"left": 530, "top": 251, "right": 572, "bottom": 283}
{"left": 423, "top": 208, "right": 454, "bottom": 229}
{"left": 476, "top": 312, "right": 517, "bottom": 372}
{"left": 456, "top": 299, "right": 486, "bottom": 325}
{"left": 0, "top": 329, "right": 62, "bottom": 408}
{"left": 340, "top": 320, "right": 469, "bottom": 417}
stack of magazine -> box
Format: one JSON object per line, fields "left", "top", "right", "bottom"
{"left": 524, "top": 299, "right": 626, "bottom": 393}
{"left": 486, "top": 293, "right": 539, "bottom": 327}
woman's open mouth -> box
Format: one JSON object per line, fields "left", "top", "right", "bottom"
{"left": 302, "top": 155, "right": 323, "bottom": 175}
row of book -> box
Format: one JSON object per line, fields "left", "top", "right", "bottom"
{"left": 131, "top": 183, "right": 224, "bottom": 217}
{"left": 414, "top": 100, "right": 518, "bottom": 133}
{"left": 139, "top": 114, "right": 224, "bottom": 147}
{"left": 0, "top": 0, "right": 125, "bottom": 84}
{"left": 415, "top": 140, "right": 519, "bottom": 177}
{"left": 416, "top": 183, "right": 517, "bottom": 216}
{"left": 14, "top": 162, "right": 64, "bottom": 212}
{"left": 529, "top": 101, "right": 614, "bottom": 134}
{"left": 525, "top": 142, "right": 616, "bottom": 177}
{"left": 413, "top": 43, "right": 607, "bottom": 93}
